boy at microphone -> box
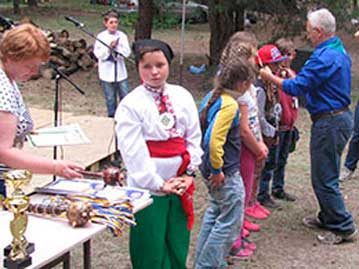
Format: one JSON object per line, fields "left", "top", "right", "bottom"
{"left": 93, "top": 11, "right": 131, "bottom": 117}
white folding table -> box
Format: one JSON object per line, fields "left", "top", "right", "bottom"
{"left": 0, "top": 211, "right": 106, "bottom": 269}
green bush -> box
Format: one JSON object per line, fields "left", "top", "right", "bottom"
{"left": 153, "top": 14, "right": 181, "bottom": 30}
{"left": 120, "top": 13, "right": 139, "bottom": 28}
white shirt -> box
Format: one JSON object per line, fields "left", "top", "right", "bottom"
{"left": 115, "top": 83, "right": 203, "bottom": 194}
{"left": 237, "top": 85, "right": 262, "bottom": 141}
{"left": 93, "top": 29, "right": 131, "bottom": 82}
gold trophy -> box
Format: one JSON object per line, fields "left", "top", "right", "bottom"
{"left": 3, "top": 170, "right": 34, "bottom": 269}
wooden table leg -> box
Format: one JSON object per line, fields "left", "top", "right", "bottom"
{"left": 83, "top": 239, "right": 91, "bottom": 269}
{"left": 63, "top": 252, "right": 70, "bottom": 269}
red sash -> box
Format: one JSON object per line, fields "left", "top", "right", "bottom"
{"left": 146, "top": 137, "right": 195, "bottom": 230}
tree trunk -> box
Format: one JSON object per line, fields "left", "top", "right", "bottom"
{"left": 354, "top": 0, "right": 358, "bottom": 11}
{"left": 13, "top": 0, "right": 20, "bottom": 14}
{"left": 208, "top": 0, "right": 244, "bottom": 65}
{"left": 234, "top": 5, "right": 244, "bottom": 32}
{"left": 135, "top": 0, "right": 154, "bottom": 40}
{"left": 28, "top": 0, "right": 38, "bottom": 8}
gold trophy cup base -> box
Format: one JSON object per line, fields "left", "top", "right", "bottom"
{"left": 4, "top": 242, "right": 35, "bottom": 257}
{"left": 3, "top": 255, "right": 32, "bottom": 269}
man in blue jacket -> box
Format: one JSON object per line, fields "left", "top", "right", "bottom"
{"left": 259, "top": 8, "right": 357, "bottom": 244}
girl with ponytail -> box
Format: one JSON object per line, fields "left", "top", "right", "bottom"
{"left": 195, "top": 53, "right": 255, "bottom": 268}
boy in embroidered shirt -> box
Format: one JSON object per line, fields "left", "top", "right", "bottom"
{"left": 94, "top": 11, "right": 131, "bottom": 117}
{"left": 115, "top": 39, "right": 202, "bottom": 269}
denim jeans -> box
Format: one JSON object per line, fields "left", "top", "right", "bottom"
{"left": 258, "top": 130, "right": 292, "bottom": 199}
{"left": 101, "top": 79, "right": 129, "bottom": 117}
{"left": 344, "top": 101, "right": 359, "bottom": 171}
{"left": 0, "top": 179, "right": 6, "bottom": 198}
{"left": 311, "top": 111, "right": 355, "bottom": 233}
{"left": 195, "top": 171, "right": 244, "bottom": 269}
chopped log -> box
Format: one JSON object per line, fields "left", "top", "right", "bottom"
{"left": 0, "top": 20, "right": 96, "bottom": 79}
{"left": 49, "top": 55, "right": 67, "bottom": 66}
{"left": 48, "top": 30, "right": 96, "bottom": 72}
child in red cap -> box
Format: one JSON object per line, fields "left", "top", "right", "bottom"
{"left": 255, "top": 44, "right": 297, "bottom": 208}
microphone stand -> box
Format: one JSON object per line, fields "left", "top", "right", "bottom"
{"left": 51, "top": 65, "right": 85, "bottom": 180}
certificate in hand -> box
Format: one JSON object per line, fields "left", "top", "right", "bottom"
{"left": 27, "top": 124, "right": 91, "bottom": 147}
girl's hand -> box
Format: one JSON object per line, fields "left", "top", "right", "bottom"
{"left": 171, "top": 176, "right": 193, "bottom": 196}
{"left": 256, "top": 141, "right": 268, "bottom": 161}
{"left": 355, "top": 31, "right": 359, "bottom": 40}
{"left": 209, "top": 172, "right": 225, "bottom": 188}
{"left": 160, "top": 177, "right": 188, "bottom": 196}
{"left": 179, "top": 175, "right": 194, "bottom": 193}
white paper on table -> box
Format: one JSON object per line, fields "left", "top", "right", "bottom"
{"left": 95, "top": 186, "right": 153, "bottom": 213}
{"left": 35, "top": 178, "right": 104, "bottom": 196}
{"left": 27, "top": 123, "right": 91, "bottom": 147}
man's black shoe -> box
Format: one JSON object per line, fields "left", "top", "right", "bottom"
{"left": 258, "top": 195, "right": 280, "bottom": 209}
{"left": 272, "top": 190, "right": 297, "bottom": 202}
{"left": 302, "top": 215, "right": 324, "bottom": 229}
{"left": 317, "top": 229, "right": 358, "bottom": 245}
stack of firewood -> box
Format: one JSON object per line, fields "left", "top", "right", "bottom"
{"left": 0, "top": 18, "right": 97, "bottom": 79}
{"left": 40, "top": 29, "right": 97, "bottom": 79}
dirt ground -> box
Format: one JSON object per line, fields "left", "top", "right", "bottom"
{"left": 9, "top": 6, "right": 359, "bottom": 269}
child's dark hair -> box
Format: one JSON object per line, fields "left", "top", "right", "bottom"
{"left": 137, "top": 46, "right": 161, "bottom": 62}
{"left": 220, "top": 31, "right": 258, "bottom": 65}
{"left": 200, "top": 56, "right": 255, "bottom": 128}
{"left": 103, "top": 11, "right": 119, "bottom": 22}
{"left": 275, "top": 38, "right": 295, "bottom": 56}
{"left": 132, "top": 39, "right": 174, "bottom": 67}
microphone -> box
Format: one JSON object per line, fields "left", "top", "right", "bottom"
{"left": 65, "top": 16, "right": 85, "bottom": 28}
{"left": 0, "top": 15, "right": 15, "bottom": 29}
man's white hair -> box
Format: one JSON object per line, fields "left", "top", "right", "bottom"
{"left": 307, "top": 8, "right": 336, "bottom": 34}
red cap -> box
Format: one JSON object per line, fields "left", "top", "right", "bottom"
{"left": 256, "top": 44, "right": 288, "bottom": 65}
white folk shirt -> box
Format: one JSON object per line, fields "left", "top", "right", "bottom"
{"left": 115, "top": 83, "right": 203, "bottom": 194}
{"left": 93, "top": 30, "right": 131, "bottom": 82}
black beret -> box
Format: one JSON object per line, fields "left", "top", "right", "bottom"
{"left": 132, "top": 39, "right": 174, "bottom": 66}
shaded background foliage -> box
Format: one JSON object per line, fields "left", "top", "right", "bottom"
{"left": 4, "top": 0, "right": 359, "bottom": 64}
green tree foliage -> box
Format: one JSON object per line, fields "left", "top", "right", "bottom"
{"left": 206, "top": 0, "right": 357, "bottom": 64}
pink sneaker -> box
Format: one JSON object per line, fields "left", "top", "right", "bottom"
{"left": 242, "top": 237, "right": 257, "bottom": 251}
{"left": 245, "top": 205, "right": 268, "bottom": 219}
{"left": 243, "top": 218, "right": 261, "bottom": 232}
{"left": 231, "top": 234, "right": 241, "bottom": 249}
{"left": 242, "top": 227, "right": 250, "bottom": 237}
{"left": 232, "top": 247, "right": 254, "bottom": 260}
{"left": 255, "top": 201, "right": 271, "bottom": 216}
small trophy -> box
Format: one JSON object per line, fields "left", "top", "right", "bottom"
{"left": 3, "top": 170, "right": 34, "bottom": 269}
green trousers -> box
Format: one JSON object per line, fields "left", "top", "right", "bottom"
{"left": 130, "top": 194, "right": 190, "bottom": 269}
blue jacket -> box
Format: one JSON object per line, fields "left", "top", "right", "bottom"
{"left": 282, "top": 36, "right": 351, "bottom": 115}
{"left": 199, "top": 91, "right": 241, "bottom": 179}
